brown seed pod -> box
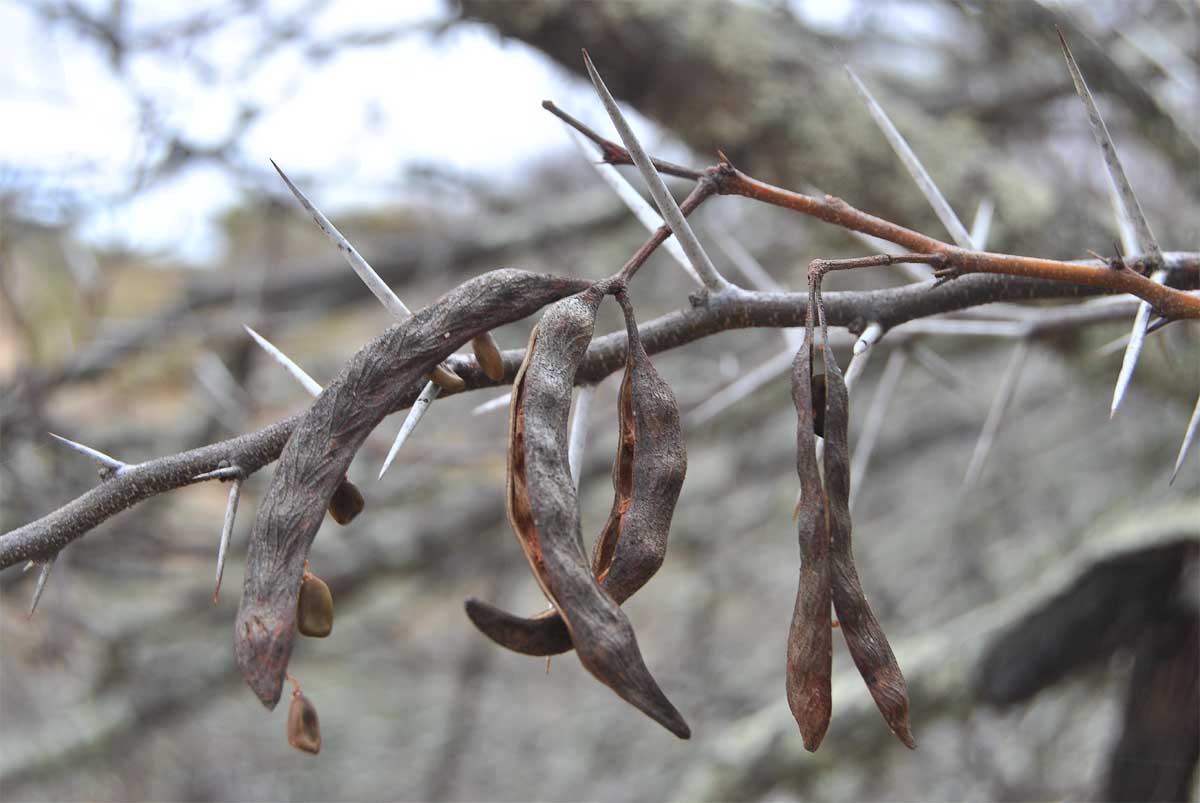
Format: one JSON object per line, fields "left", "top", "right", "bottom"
{"left": 235, "top": 269, "right": 590, "bottom": 710}
{"left": 327, "top": 478, "right": 364, "bottom": 525}
{"left": 297, "top": 570, "right": 333, "bottom": 638}
{"left": 785, "top": 333, "right": 832, "bottom": 752}
{"left": 822, "top": 340, "right": 915, "bottom": 750}
{"left": 469, "top": 286, "right": 689, "bottom": 739}
{"left": 427, "top": 363, "right": 465, "bottom": 392}
{"left": 471, "top": 332, "right": 507, "bottom": 382}
{"left": 466, "top": 292, "right": 686, "bottom": 657}
{"left": 286, "top": 690, "right": 321, "bottom": 754}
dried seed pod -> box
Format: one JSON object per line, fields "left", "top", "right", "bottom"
{"left": 327, "top": 478, "right": 364, "bottom": 525}
{"left": 472, "top": 332, "right": 507, "bottom": 382}
{"left": 822, "top": 342, "right": 915, "bottom": 749}
{"left": 470, "top": 286, "right": 689, "bottom": 739}
{"left": 786, "top": 333, "right": 832, "bottom": 752}
{"left": 287, "top": 690, "right": 321, "bottom": 754}
{"left": 466, "top": 292, "right": 686, "bottom": 657}
{"left": 297, "top": 570, "right": 333, "bottom": 638}
{"left": 235, "top": 269, "right": 590, "bottom": 709}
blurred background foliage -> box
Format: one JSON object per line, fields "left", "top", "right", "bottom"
{"left": 1, "top": 1, "right": 1197, "bottom": 801}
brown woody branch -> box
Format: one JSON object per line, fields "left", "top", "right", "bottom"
{"left": 3, "top": 260, "right": 1196, "bottom": 571}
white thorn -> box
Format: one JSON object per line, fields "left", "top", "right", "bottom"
{"left": 47, "top": 433, "right": 127, "bottom": 473}
{"left": 846, "top": 66, "right": 976, "bottom": 250}
{"left": 962, "top": 339, "right": 1031, "bottom": 491}
{"left": 567, "top": 384, "right": 596, "bottom": 489}
{"left": 244, "top": 325, "right": 323, "bottom": 397}
{"left": 1057, "top": 30, "right": 1162, "bottom": 265}
{"left": 271, "top": 159, "right": 414, "bottom": 320}
{"left": 28, "top": 554, "right": 57, "bottom": 617}
{"left": 193, "top": 466, "right": 244, "bottom": 482}
{"left": 582, "top": 51, "right": 729, "bottom": 292}
{"left": 378, "top": 381, "right": 441, "bottom": 479}
{"left": 471, "top": 391, "right": 512, "bottom": 416}
{"left": 853, "top": 322, "right": 884, "bottom": 356}
{"left": 687, "top": 348, "right": 795, "bottom": 426}
{"left": 213, "top": 476, "right": 243, "bottom": 603}
{"left": 850, "top": 350, "right": 907, "bottom": 512}
{"left": 565, "top": 127, "right": 701, "bottom": 288}
{"left": 1169, "top": 393, "right": 1200, "bottom": 486}
{"left": 969, "top": 198, "right": 994, "bottom": 252}
{"left": 1111, "top": 270, "right": 1166, "bottom": 418}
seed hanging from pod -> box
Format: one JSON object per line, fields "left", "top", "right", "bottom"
{"left": 467, "top": 286, "right": 690, "bottom": 739}
{"left": 286, "top": 679, "right": 321, "bottom": 754}
{"left": 466, "top": 291, "right": 686, "bottom": 657}
{"left": 327, "top": 478, "right": 364, "bottom": 525}
{"left": 472, "top": 333, "right": 507, "bottom": 382}
{"left": 297, "top": 567, "right": 333, "bottom": 638}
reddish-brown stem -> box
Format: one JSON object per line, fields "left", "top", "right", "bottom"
{"left": 810, "top": 254, "right": 948, "bottom": 277}
{"left": 542, "top": 100, "right": 705, "bottom": 181}
{"left": 615, "top": 178, "right": 718, "bottom": 284}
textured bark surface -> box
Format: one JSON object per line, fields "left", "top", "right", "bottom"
{"left": 234, "top": 269, "right": 589, "bottom": 708}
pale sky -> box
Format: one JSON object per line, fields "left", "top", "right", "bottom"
{"left": 0, "top": 0, "right": 855, "bottom": 264}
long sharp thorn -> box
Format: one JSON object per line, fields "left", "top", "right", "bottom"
{"left": 850, "top": 350, "right": 907, "bottom": 512}
{"left": 271, "top": 159, "right": 413, "bottom": 319}
{"left": 567, "top": 384, "right": 596, "bottom": 489}
{"left": 1169, "top": 393, "right": 1200, "bottom": 485}
{"left": 28, "top": 555, "right": 56, "bottom": 617}
{"left": 1057, "top": 28, "right": 1162, "bottom": 267}
{"left": 379, "top": 381, "right": 440, "bottom": 479}
{"left": 471, "top": 391, "right": 512, "bottom": 416}
{"left": 213, "top": 477, "right": 244, "bottom": 603}
{"left": 962, "top": 340, "right": 1030, "bottom": 491}
{"left": 565, "top": 127, "right": 701, "bottom": 287}
{"left": 47, "top": 433, "right": 127, "bottom": 473}
{"left": 969, "top": 198, "right": 994, "bottom": 251}
{"left": 582, "top": 50, "right": 729, "bottom": 292}
{"left": 1110, "top": 272, "right": 1165, "bottom": 418}
{"left": 244, "top": 325, "right": 323, "bottom": 397}
{"left": 193, "top": 466, "right": 244, "bottom": 482}
{"left": 853, "top": 322, "right": 884, "bottom": 356}
{"left": 846, "top": 66, "right": 975, "bottom": 249}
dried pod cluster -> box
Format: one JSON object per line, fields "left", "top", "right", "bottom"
{"left": 787, "top": 291, "right": 914, "bottom": 751}
{"left": 466, "top": 292, "right": 686, "bottom": 657}
{"left": 466, "top": 287, "right": 689, "bottom": 739}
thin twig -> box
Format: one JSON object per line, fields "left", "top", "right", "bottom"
{"left": 541, "top": 100, "right": 704, "bottom": 180}
{"left": 213, "top": 476, "right": 244, "bottom": 603}
{"left": 582, "top": 50, "right": 730, "bottom": 292}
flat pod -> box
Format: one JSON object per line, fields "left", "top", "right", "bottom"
{"left": 287, "top": 692, "right": 321, "bottom": 754}
{"left": 466, "top": 294, "right": 686, "bottom": 656}
{"left": 822, "top": 342, "right": 915, "bottom": 749}
{"left": 786, "top": 334, "right": 832, "bottom": 752}
{"left": 235, "top": 269, "right": 590, "bottom": 709}
{"left": 472, "top": 286, "right": 689, "bottom": 739}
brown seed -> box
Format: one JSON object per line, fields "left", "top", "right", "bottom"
{"left": 472, "top": 333, "right": 507, "bottom": 382}
{"left": 297, "top": 572, "right": 333, "bottom": 638}
{"left": 428, "top": 363, "right": 466, "bottom": 392}
{"left": 466, "top": 292, "right": 686, "bottom": 658}
{"left": 786, "top": 332, "right": 832, "bottom": 752}
{"left": 469, "top": 286, "right": 690, "bottom": 739}
{"left": 327, "top": 478, "right": 364, "bottom": 525}
{"left": 811, "top": 372, "right": 827, "bottom": 438}
{"left": 287, "top": 691, "right": 321, "bottom": 754}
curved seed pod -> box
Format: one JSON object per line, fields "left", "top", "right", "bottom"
{"left": 823, "top": 342, "right": 915, "bottom": 749}
{"left": 297, "top": 571, "right": 333, "bottom": 638}
{"left": 786, "top": 333, "right": 832, "bottom": 752}
{"left": 472, "top": 286, "right": 689, "bottom": 738}
{"left": 472, "top": 332, "right": 507, "bottom": 382}
{"left": 428, "top": 363, "right": 465, "bottom": 392}
{"left": 466, "top": 293, "right": 686, "bottom": 657}
{"left": 235, "top": 269, "right": 590, "bottom": 709}
{"left": 327, "top": 478, "right": 364, "bottom": 525}
{"left": 287, "top": 690, "right": 321, "bottom": 754}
